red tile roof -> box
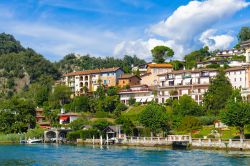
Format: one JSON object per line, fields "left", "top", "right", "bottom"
{"left": 147, "top": 63, "right": 172, "bottom": 68}
{"left": 63, "top": 67, "right": 122, "bottom": 76}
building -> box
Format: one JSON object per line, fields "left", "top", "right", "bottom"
{"left": 140, "top": 63, "right": 173, "bottom": 86}
{"left": 35, "top": 108, "right": 50, "bottom": 129}
{"left": 158, "top": 69, "right": 217, "bottom": 104}
{"left": 132, "top": 62, "right": 151, "bottom": 76}
{"left": 158, "top": 66, "right": 250, "bottom": 104}
{"left": 58, "top": 112, "right": 80, "bottom": 125}
{"left": 241, "top": 39, "right": 250, "bottom": 63}
{"left": 119, "top": 85, "right": 155, "bottom": 105}
{"left": 217, "top": 49, "right": 245, "bottom": 56}
{"left": 62, "top": 67, "right": 124, "bottom": 96}
{"left": 118, "top": 74, "right": 141, "bottom": 87}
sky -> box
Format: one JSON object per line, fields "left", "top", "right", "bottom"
{"left": 0, "top": 0, "right": 249, "bottom": 61}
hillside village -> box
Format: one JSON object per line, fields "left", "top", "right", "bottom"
{"left": 61, "top": 40, "right": 250, "bottom": 105}
{"left": 1, "top": 27, "right": 250, "bottom": 144}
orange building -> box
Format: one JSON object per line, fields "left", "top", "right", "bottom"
{"left": 141, "top": 63, "right": 173, "bottom": 86}
{"left": 35, "top": 108, "right": 50, "bottom": 129}
{"left": 118, "top": 74, "right": 141, "bottom": 87}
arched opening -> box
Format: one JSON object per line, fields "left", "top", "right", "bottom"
{"left": 85, "top": 82, "right": 88, "bottom": 87}
{"left": 80, "top": 82, "right": 83, "bottom": 87}
{"left": 85, "top": 76, "right": 88, "bottom": 80}
{"left": 80, "top": 76, "right": 83, "bottom": 81}
{"left": 46, "top": 131, "right": 56, "bottom": 139}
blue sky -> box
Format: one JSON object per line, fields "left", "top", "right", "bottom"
{"left": 0, "top": 0, "right": 249, "bottom": 61}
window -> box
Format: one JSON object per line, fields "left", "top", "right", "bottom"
{"left": 240, "top": 78, "right": 242, "bottom": 81}
{"left": 104, "top": 80, "right": 107, "bottom": 84}
{"left": 234, "top": 78, "right": 236, "bottom": 82}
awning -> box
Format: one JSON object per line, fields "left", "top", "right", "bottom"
{"left": 60, "top": 116, "right": 69, "bottom": 121}
{"left": 136, "top": 98, "right": 141, "bottom": 102}
{"left": 146, "top": 98, "right": 153, "bottom": 102}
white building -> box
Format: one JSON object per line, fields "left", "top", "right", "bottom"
{"left": 119, "top": 85, "right": 155, "bottom": 105}
{"left": 157, "top": 66, "right": 250, "bottom": 104}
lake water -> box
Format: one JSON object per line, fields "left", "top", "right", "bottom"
{"left": 0, "top": 144, "right": 250, "bottom": 166}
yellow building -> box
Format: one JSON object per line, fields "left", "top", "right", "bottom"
{"left": 63, "top": 67, "right": 124, "bottom": 96}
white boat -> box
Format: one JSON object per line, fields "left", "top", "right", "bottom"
{"left": 27, "top": 138, "right": 43, "bottom": 144}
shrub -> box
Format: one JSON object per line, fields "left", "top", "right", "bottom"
{"left": 178, "top": 116, "right": 202, "bottom": 132}
{"left": 69, "top": 118, "right": 87, "bottom": 131}
{"left": 26, "top": 127, "right": 45, "bottom": 139}
{"left": 80, "top": 129, "right": 99, "bottom": 139}
{"left": 114, "top": 103, "right": 128, "bottom": 117}
{"left": 95, "top": 111, "right": 109, "bottom": 118}
{"left": 192, "top": 134, "right": 203, "bottom": 138}
{"left": 207, "top": 134, "right": 215, "bottom": 139}
{"left": 67, "top": 130, "right": 82, "bottom": 141}
{"left": 198, "top": 116, "right": 217, "bottom": 126}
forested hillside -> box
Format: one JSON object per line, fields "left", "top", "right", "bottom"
{"left": 0, "top": 33, "right": 60, "bottom": 98}
{"left": 55, "top": 53, "right": 146, "bottom": 73}
{"left": 0, "top": 33, "right": 146, "bottom": 98}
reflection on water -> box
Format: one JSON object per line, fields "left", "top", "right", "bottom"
{"left": 0, "top": 144, "right": 250, "bottom": 166}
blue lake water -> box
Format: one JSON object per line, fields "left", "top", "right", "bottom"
{"left": 0, "top": 144, "right": 250, "bottom": 166}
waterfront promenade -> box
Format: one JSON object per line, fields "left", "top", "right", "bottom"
{"left": 77, "top": 135, "right": 250, "bottom": 150}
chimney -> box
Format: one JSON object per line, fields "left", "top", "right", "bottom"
{"left": 61, "top": 108, "right": 65, "bottom": 114}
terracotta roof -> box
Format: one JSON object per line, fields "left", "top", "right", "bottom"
{"left": 63, "top": 67, "right": 122, "bottom": 76}
{"left": 147, "top": 63, "right": 172, "bottom": 68}
{"left": 119, "top": 74, "right": 141, "bottom": 80}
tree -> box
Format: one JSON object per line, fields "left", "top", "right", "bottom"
{"left": 139, "top": 103, "right": 170, "bottom": 135}
{"left": 114, "top": 103, "right": 128, "bottom": 117}
{"left": 128, "top": 97, "right": 136, "bottom": 106}
{"left": 170, "top": 60, "right": 184, "bottom": 70}
{"left": 92, "top": 119, "right": 111, "bottom": 133}
{"left": 221, "top": 90, "right": 250, "bottom": 139}
{"left": 203, "top": 70, "right": 233, "bottom": 113}
{"left": 184, "top": 47, "right": 210, "bottom": 69}
{"left": 69, "top": 117, "right": 87, "bottom": 130}
{"left": 238, "top": 26, "right": 250, "bottom": 42}
{"left": 172, "top": 95, "right": 203, "bottom": 116}
{"left": 115, "top": 116, "right": 134, "bottom": 135}
{"left": 151, "top": 46, "right": 174, "bottom": 63}
{"left": 0, "top": 97, "right": 36, "bottom": 133}
{"left": 70, "top": 96, "right": 90, "bottom": 112}
{"left": 49, "top": 85, "right": 71, "bottom": 107}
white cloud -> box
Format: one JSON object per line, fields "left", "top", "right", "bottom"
{"left": 199, "top": 29, "right": 234, "bottom": 51}
{"left": 115, "top": 0, "right": 249, "bottom": 60}
{"left": 150, "top": 0, "right": 249, "bottom": 43}
{"left": 114, "top": 38, "right": 187, "bottom": 60}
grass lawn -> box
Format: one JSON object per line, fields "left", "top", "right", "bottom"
{"left": 121, "top": 105, "right": 146, "bottom": 125}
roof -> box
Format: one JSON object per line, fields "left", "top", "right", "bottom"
{"left": 147, "top": 63, "right": 172, "bottom": 68}
{"left": 103, "top": 125, "right": 121, "bottom": 133}
{"left": 119, "top": 74, "right": 141, "bottom": 80}
{"left": 157, "top": 68, "right": 218, "bottom": 76}
{"left": 63, "top": 67, "right": 122, "bottom": 76}
{"left": 225, "top": 67, "right": 245, "bottom": 72}
{"left": 240, "top": 39, "right": 250, "bottom": 47}
{"left": 58, "top": 112, "right": 80, "bottom": 116}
